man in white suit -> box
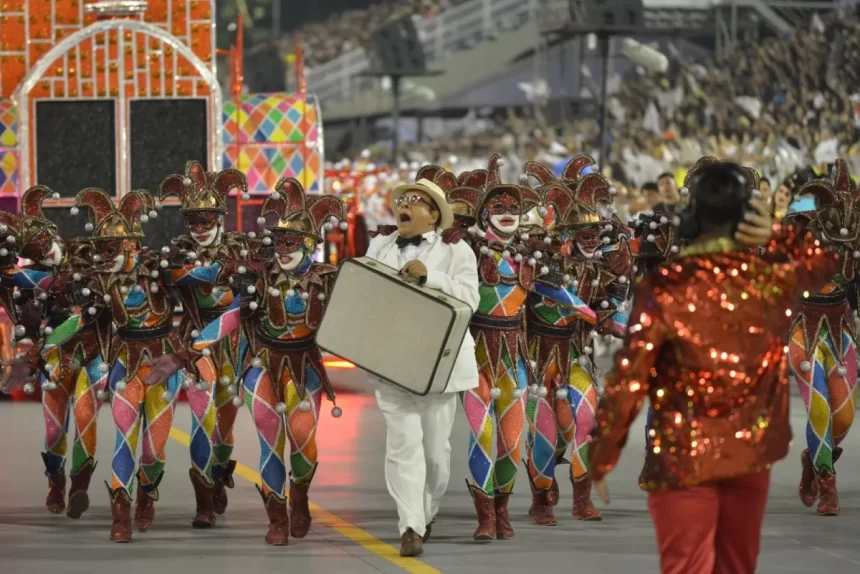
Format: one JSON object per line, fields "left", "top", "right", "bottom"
{"left": 365, "top": 178, "right": 480, "bottom": 557}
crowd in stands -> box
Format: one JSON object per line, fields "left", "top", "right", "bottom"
{"left": 293, "top": 0, "right": 469, "bottom": 67}
{"left": 325, "top": 9, "right": 860, "bottom": 228}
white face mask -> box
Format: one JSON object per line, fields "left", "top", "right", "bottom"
{"left": 577, "top": 243, "right": 596, "bottom": 258}
{"left": 277, "top": 251, "right": 304, "bottom": 272}
{"left": 41, "top": 240, "right": 63, "bottom": 267}
{"left": 110, "top": 253, "right": 126, "bottom": 273}
{"left": 490, "top": 213, "right": 519, "bottom": 234}
{"left": 192, "top": 224, "right": 221, "bottom": 247}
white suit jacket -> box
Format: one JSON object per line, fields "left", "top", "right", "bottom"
{"left": 364, "top": 232, "right": 480, "bottom": 393}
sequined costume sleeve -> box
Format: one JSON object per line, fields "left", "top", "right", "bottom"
{"left": 0, "top": 265, "right": 54, "bottom": 290}
{"left": 190, "top": 296, "right": 242, "bottom": 352}
{"left": 763, "top": 222, "right": 845, "bottom": 294}
{"left": 531, "top": 280, "right": 598, "bottom": 324}
{"left": 170, "top": 262, "right": 224, "bottom": 285}
{"left": 589, "top": 275, "right": 666, "bottom": 480}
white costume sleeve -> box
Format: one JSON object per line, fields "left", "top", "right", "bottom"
{"left": 424, "top": 241, "right": 480, "bottom": 313}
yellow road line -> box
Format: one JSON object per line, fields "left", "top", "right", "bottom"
{"left": 169, "top": 427, "right": 441, "bottom": 574}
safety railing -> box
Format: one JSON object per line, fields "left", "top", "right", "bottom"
{"left": 305, "top": 0, "right": 539, "bottom": 103}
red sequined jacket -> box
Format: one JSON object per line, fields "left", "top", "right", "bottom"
{"left": 590, "top": 225, "right": 841, "bottom": 490}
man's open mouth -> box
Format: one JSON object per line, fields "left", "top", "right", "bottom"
{"left": 399, "top": 213, "right": 411, "bottom": 223}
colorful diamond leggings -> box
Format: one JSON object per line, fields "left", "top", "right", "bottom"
{"left": 109, "top": 353, "right": 182, "bottom": 494}
{"left": 462, "top": 333, "right": 528, "bottom": 495}
{"left": 241, "top": 357, "right": 323, "bottom": 498}
{"left": 789, "top": 318, "right": 858, "bottom": 474}
{"left": 185, "top": 331, "right": 246, "bottom": 484}
{"left": 42, "top": 347, "right": 109, "bottom": 476}
{"left": 525, "top": 339, "right": 598, "bottom": 488}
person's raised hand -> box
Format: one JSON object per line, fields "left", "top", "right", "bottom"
{"left": 735, "top": 197, "right": 774, "bottom": 247}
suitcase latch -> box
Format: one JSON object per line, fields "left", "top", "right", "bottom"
{"left": 443, "top": 349, "right": 451, "bottom": 357}
{"left": 437, "top": 295, "right": 447, "bottom": 302}
{"left": 366, "top": 261, "right": 376, "bottom": 267}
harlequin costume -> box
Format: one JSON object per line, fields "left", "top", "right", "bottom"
{"left": 159, "top": 178, "right": 346, "bottom": 545}
{"left": 590, "top": 198, "right": 843, "bottom": 574}
{"left": 461, "top": 155, "right": 596, "bottom": 541}
{"left": 518, "top": 157, "right": 629, "bottom": 525}
{"left": 68, "top": 188, "right": 185, "bottom": 542}
{"left": 0, "top": 188, "right": 106, "bottom": 518}
{"left": 159, "top": 162, "right": 250, "bottom": 527}
{"left": 785, "top": 159, "right": 860, "bottom": 516}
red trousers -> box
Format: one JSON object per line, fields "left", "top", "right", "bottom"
{"left": 648, "top": 470, "right": 771, "bottom": 574}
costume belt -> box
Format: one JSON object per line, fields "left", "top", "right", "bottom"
{"left": 470, "top": 313, "right": 523, "bottom": 331}
{"left": 117, "top": 323, "right": 172, "bottom": 341}
{"left": 255, "top": 326, "right": 315, "bottom": 352}
{"left": 805, "top": 291, "right": 846, "bottom": 306}
{"left": 528, "top": 320, "right": 576, "bottom": 338}
{"left": 199, "top": 306, "right": 229, "bottom": 324}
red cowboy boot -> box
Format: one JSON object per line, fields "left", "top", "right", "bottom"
{"left": 67, "top": 458, "right": 96, "bottom": 519}
{"left": 527, "top": 472, "right": 557, "bottom": 526}
{"left": 41, "top": 453, "right": 65, "bottom": 514}
{"left": 106, "top": 484, "right": 132, "bottom": 543}
{"left": 572, "top": 476, "right": 602, "bottom": 521}
{"left": 189, "top": 468, "right": 217, "bottom": 528}
{"left": 467, "top": 481, "right": 496, "bottom": 541}
{"left": 494, "top": 493, "right": 515, "bottom": 539}
{"left": 817, "top": 469, "right": 840, "bottom": 516}
{"left": 288, "top": 464, "right": 316, "bottom": 538}
{"left": 257, "top": 485, "right": 289, "bottom": 545}
{"left": 549, "top": 476, "right": 560, "bottom": 506}
{"left": 289, "top": 480, "right": 312, "bottom": 538}
{"left": 213, "top": 460, "right": 237, "bottom": 516}
{"left": 134, "top": 472, "right": 162, "bottom": 532}
{"left": 798, "top": 449, "right": 818, "bottom": 507}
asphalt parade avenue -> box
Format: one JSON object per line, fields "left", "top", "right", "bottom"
{"left": 1, "top": 365, "right": 859, "bottom": 574}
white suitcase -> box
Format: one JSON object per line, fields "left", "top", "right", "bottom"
{"left": 317, "top": 257, "right": 472, "bottom": 395}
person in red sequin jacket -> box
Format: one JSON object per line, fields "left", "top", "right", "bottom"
{"left": 588, "top": 160, "right": 843, "bottom": 574}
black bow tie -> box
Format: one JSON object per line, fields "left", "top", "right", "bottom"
{"left": 396, "top": 235, "right": 425, "bottom": 249}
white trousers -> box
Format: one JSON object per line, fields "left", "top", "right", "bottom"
{"left": 374, "top": 384, "right": 459, "bottom": 537}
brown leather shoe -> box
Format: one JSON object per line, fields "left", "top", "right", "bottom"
{"left": 67, "top": 458, "right": 96, "bottom": 519}
{"left": 400, "top": 528, "right": 424, "bottom": 557}
{"left": 134, "top": 471, "right": 162, "bottom": 532}
{"left": 289, "top": 466, "right": 315, "bottom": 538}
{"left": 817, "top": 470, "right": 840, "bottom": 516}
{"left": 213, "top": 460, "right": 236, "bottom": 516}
{"left": 467, "top": 481, "right": 496, "bottom": 541}
{"left": 257, "top": 485, "right": 289, "bottom": 545}
{"left": 572, "top": 476, "right": 602, "bottom": 521}
{"left": 189, "top": 468, "right": 217, "bottom": 528}
{"left": 106, "top": 483, "right": 132, "bottom": 543}
{"left": 799, "top": 449, "right": 818, "bottom": 508}
{"left": 494, "top": 493, "right": 515, "bottom": 539}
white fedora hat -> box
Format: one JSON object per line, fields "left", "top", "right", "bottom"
{"left": 391, "top": 178, "right": 454, "bottom": 231}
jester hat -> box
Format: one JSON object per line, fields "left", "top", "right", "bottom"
{"left": 261, "top": 178, "right": 346, "bottom": 243}
{"left": 159, "top": 161, "right": 247, "bottom": 215}
{"left": 16, "top": 186, "right": 63, "bottom": 261}
{"left": 797, "top": 158, "right": 859, "bottom": 244}
{"left": 74, "top": 188, "right": 152, "bottom": 241}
